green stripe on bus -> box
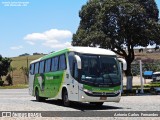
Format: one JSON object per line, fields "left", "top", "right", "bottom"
{"left": 34, "top": 71, "right": 65, "bottom": 98}
{"left": 55, "top": 71, "right": 65, "bottom": 97}
{"left": 83, "top": 85, "right": 120, "bottom": 92}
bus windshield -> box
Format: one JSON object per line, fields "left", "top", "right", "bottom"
{"left": 80, "top": 54, "right": 120, "bottom": 85}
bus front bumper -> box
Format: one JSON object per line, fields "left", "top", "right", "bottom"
{"left": 78, "top": 90, "right": 121, "bottom": 103}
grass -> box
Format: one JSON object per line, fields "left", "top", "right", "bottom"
{"left": 123, "top": 83, "right": 160, "bottom": 91}
{"left": 135, "top": 82, "right": 160, "bottom": 88}
{"left": 150, "top": 81, "right": 160, "bottom": 84}
{"left": 122, "top": 82, "right": 160, "bottom": 96}
{"left": 11, "top": 55, "right": 44, "bottom": 69}
{"left": 129, "top": 84, "right": 160, "bottom": 88}
{"left": 0, "top": 84, "right": 28, "bottom": 89}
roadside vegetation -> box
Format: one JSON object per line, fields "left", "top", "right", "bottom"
{"left": 131, "top": 59, "right": 160, "bottom": 76}
{"left": 0, "top": 84, "right": 28, "bottom": 89}
{"left": 122, "top": 82, "right": 160, "bottom": 95}
{"left": 0, "top": 55, "right": 43, "bottom": 88}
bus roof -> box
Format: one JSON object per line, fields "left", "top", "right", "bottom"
{"left": 30, "top": 47, "right": 116, "bottom": 64}
{"left": 30, "top": 57, "right": 42, "bottom": 64}
{"left": 69, "top": 47, "right": 116, "bottom": 55}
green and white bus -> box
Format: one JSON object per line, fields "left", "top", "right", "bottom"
{"left": 29, "top": 47, "right": 126, "bottom": 106}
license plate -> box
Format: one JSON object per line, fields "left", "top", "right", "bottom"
{"left": 100, "top": 97, "right": 107, "bottom": 100}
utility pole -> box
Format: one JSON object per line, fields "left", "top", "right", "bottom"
{"left": 120, "top": 62, "right": 123, "bottom": 93}
{"left": 26, "top": 57, "right": 29, "bottom": 82}
{"left": 26, "top": 57, "right": 29, "bottom": 70}
{"left": 140, "top": 60, "right": 144, "bottom": 93}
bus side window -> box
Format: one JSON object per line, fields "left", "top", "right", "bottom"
{"left": 45, "top": 59, "right": 51, "bottom": 72}
{"left": 39, "top": 61, "right": 45, "bottom": 74}
{"left": 30, "top": 64, "right": 34, "bottom": 75}
{"left": 51, "top": 56, "right": 59, "bottom": 72}
{"left": 34, "top": 62, "right": 39, "bottom": 74}
{"left": 59, "top": 54, "right": 66, "bottom": 70}
{"left": 68, "top": 52, "right": 74, "bottom": 77}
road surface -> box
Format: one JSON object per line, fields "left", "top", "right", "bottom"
{"left": 0, "top": 89, "right": 160, "bottom": 119}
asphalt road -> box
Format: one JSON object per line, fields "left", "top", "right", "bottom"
{"left": 0, "top": 89, "right": 160, "bottom": 119}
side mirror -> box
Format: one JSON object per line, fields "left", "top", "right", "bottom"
{"left": 118, "top": 58, "right": 127, "bottom": 70}
{"left": 74, "top": 55, "right": 82, "bottom": 69}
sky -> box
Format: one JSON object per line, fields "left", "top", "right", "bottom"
{"left": 0, "top": 0, "right": 88, "bottom": 57}
{"left": 0, "top": 0, "right": 160, "bottom": 57}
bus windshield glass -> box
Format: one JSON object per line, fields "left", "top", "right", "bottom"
{"left": 80, "top": 54, "right": 120, "bottom": 85}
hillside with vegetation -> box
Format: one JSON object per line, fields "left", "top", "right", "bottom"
{"left": 134, "top": 48, "right": 160, "bottom": 61}
{"left": 131, "top": 49, "right": 160, "bottom": 76}
{"left": 3, "top": 55, "right": 44, "bottom": 85}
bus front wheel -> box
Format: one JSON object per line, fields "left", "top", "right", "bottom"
{"left": 62, "top": 89, "right": 70, "bottom": 107}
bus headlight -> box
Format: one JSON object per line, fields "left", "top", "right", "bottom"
{"left": 83, "top": 89, "right": 93, "bottom": 94}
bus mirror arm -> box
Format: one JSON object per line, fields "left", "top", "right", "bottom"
{"left": 74, "top": 55, "right": 82, "bottom": 69}
{"left": 118, "top": 58, "right": 127, "bottom": 71}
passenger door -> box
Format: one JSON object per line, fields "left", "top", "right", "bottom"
{"left": 70, "top": 61, "right": 79, "bottom": 101}
{"left": 67, "top": 52, "right": 79, "bottom": 101}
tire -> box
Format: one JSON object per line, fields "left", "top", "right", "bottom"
{"left": 35, "top": 88, "right": 45, "bottom": 102}
{"left": 62, "top": 89, "right": 70, "bottom": 107}
{"left": 90, "top": 102, "right": 104, "bottom": 107}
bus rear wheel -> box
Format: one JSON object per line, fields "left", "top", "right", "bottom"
{"left": 62, "top": 90, "right": 70, "bottom": 107}
{"left": 35, "top": 88, "right": 45, "bottom": 102}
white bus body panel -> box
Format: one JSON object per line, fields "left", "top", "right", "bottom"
{"left": 29, "top": 58, "right": 42, "bottom": 96}
{"left": 29, "top": 74, "right": 34, "bottom": 96}
{"left": 78, "top": 90, "right": 121, "bottom": 103}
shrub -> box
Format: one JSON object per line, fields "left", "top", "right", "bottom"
{"left": 0, "top": 80, "right": 4, "bottom": 86}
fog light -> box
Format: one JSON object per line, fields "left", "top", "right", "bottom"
{"left": 82, "top": 96, "right": 84, "bottom": 99}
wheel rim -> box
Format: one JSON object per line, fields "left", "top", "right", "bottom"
{"left": 63, "top": 91, "right": 69, "bottom": 106}
{"left": 64, "top": 92, "right": 68, "bottom": 103}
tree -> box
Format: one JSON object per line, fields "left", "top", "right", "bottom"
{"left": 20, "top": 66, "right": 29, "bottom": 84}
{"left": 7, "top": 66, "right": 17, "bottom": 85}
{"left": 6, "top": 73, "right": 12, "bottom": 85}
{"left": 0, "top": 55, "right": 12, "bottom": 80}
{"left": 72, "top": 0, "right": 160, "bottom": 90}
